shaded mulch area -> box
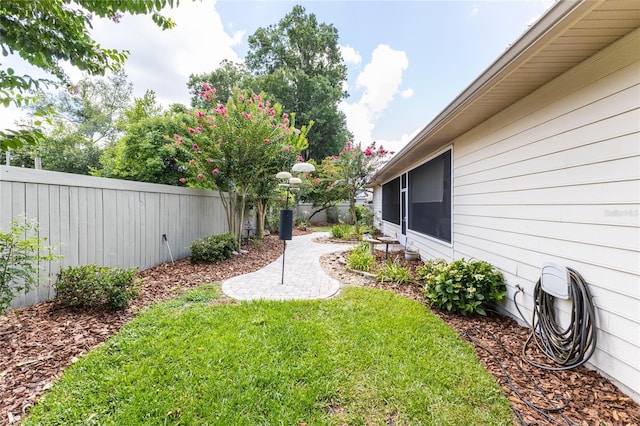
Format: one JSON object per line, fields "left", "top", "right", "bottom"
{"left": 0, "top": 232, "right": 638, "bottom": 425}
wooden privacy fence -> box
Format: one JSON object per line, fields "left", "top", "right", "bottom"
{"left": 0, "top": 166, "right": 228, "bottom": 309}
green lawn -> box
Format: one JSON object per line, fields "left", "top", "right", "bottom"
{"left": 310, "top": 225, "right": 334, "bottom": 233}
{"left": 24, "top": 286, "right": 513, "bottom": 425}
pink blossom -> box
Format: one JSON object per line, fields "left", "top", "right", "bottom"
{"left": 197, "top": 173, "right": 204, "bottom": 179}
{"left": 206, "top": 158, "right": 213, "bottom": 163}
{"left": 263, "top": 138, "right": 270, "bottom": 144}
{"left": 212, "top": 168, "right": 219, "bottom": 174}
{"left": 238, "top": 94, "right": 245, "bottom": 101}
{"left": 189, "top": 159, "right": 195, "bottom": 165}
{"left": 253, "top": 94, "right": 261, "bottom": 101}
{"left": 202, "top": 82, "right": 211, "bottom": 91}
{"left": 269, "top": 108, "right": 276, "bottom": 116}
{"left": 314, "top": 178, "right": 320, "bottom": 185}
{"left": 193, "top": 144, "right": 199, "bottom": 150}
{"left": 188, "top": 128, "right": 195, "bottom": 134}
{"left": 282, "top": 113, "right": 289, "bottom": 119}
{"left": 196, "top": 111, "right": 205, "bottom": 118}
{"left": 196, "top": 127, "right": 202, "bottom": 133}
{"left": 364, "top": 148, "right": 373, "bottom": 157}
{"left": 297, "top": 155, "right": 304, "bottom": 162}
{"left": 179, "top": 178, "right": 186, "bottom": 184}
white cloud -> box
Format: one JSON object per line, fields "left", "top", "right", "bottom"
{"left": 88, "top": 0, "right": 243, "bottom": 106}
{"left": 339, "top": 44, "right": 409, "bottom": 145}
{"left": 400, "top": 89, "right": 414, "bottom": 99}
{"left": 339, "top": 45, "right": 362, "bottom": 66}
{"left": 376, "top": 126, "right": 422, "bottom": 158}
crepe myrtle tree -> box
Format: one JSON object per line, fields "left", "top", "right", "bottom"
{"left": 178, "top": 85, "right": 311, "bottom": 244}
{"left": 321, "top": 141, "right": 392, "bottom": 235}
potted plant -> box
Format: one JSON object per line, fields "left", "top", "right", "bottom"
{"left": 404, "top": 241, "right": 420, "bottom": 261}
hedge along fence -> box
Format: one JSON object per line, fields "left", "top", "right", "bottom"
{"left": 0, "top": 166, "right": 229, "bottom": 309}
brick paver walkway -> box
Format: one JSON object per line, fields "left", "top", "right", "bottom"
{"left": 221, "top": 232, "right": 355, "bottom": 301}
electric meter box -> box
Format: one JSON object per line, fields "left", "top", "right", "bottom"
{"left": 540, "top": 262, "right": 571, "bottom": 300}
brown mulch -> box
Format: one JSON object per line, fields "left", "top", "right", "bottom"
{"left": 0, "top": 232, "right": 638, "bottom": 425}
{"left": 326, "top": 250, "right": 640, "bottom": 426}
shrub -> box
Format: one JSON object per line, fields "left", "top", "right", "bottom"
{"left": 346, "top": 243, "right": 375, "bottom": 272}
{"left": 0, "top": 218, "right": 60, "bottom": 313}
{"left": 355, "top": 205, "right": 374, "bottom": 227}
{"left": 376, "top": 261, "right": 413, "bottom": 284}
{"left": 190, "top": 232, "right": 236, "bottom": 264}
{"left": 417, "top": 258, "right": 506, "bottom": 316}
{"left": 331, "top": 224, "right": 353, "bottom": 239}
{"left": 295, "top": 216, "right": 310, "bottom": 231}
{"left": 55, "top": 265, "right": 139, "bottom": 310}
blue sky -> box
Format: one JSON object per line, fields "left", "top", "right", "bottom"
{"left": 2, "top": 0, "right": 553, "bottom": 153}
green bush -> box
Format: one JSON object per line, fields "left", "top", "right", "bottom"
{"left": 346, "top": 243, "right": 375, "bottom": 272}
{"left": 190, "top": 232, "right": 236, "bottom": 264}
{"left": 417, "top": 258, "right": 506, "bottom": 316}
{"left": 0, "top": 218, "right": 60, "bottom": 313}
{"left": 376, "top": 261, "right": 413, "bottom": 284}
{"left": 294, "top": 216, "right": 310, "bottom": 231}
{"left": 331, "top": 224, "right": 353, "bottom": 239}
{"left": 355, "top": 205, "right": 374, "bottom": 227}
{"left": 55, "top": 265, "right": 139, "bottom": 310}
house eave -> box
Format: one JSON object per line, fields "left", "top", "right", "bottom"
{"left": 372, "top": 0, "right": 640, "bottom": 184}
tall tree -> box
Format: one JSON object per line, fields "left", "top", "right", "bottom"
{"left": 40, "top": 70, "right": 133, "bottom": 146}
{"left": 187, "top": 60, "right": 254, "bottom": 108}
{"left": 245, "top": 5, "right": 351, "bottom": 162}
{"left": 0, "top": 0, "right": 177, "bottom": 151}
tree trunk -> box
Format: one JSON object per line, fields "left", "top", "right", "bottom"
{"left": 350, "top": 197, "right": 359, "bottom": 235}
{"left": 255, "top": 198, "right": 267, "bottom": 238}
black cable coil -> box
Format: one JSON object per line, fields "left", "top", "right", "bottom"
{"left": 516, "top": 267, "right": 597, "bottom": 371}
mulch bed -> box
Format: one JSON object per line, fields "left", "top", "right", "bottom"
{"left": 342, "top": 250, "right": 640, "bottom": 425}
{"left": 1, "top": 232, "right": 638, "bottom": 425}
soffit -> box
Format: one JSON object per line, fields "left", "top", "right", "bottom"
{"left": 374, "top": 0, "right": 640, "bottom": 184}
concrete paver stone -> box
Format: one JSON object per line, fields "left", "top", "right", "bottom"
{"left": 221, "top": 232, "right": 356, "bottom": 301}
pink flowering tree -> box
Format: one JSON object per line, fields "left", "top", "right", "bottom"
{"left": 320, "top": 141, "right": 392, "bottom": 234}
{"left": 178, "top": 85, "right": 310, "bottom": 244}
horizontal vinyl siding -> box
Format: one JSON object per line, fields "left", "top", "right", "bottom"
{"left": 451, "top": 29, "right": 640, "bottom": 397}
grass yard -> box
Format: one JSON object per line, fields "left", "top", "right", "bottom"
{"left": 23, "top": 286, "right": 513, "bottom": 425}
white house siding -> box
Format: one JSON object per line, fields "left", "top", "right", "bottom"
{"left": 372, "top": 186, "right": 383, "bottom": 230}
{"left": 0, "top": 166, "right": 228, "bottom": 308}
{"left": 451, "top": 29, "right": 639, "bottom": 398}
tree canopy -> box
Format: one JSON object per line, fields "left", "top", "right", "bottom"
{"left": 180, "top": 85, "right": 311, "bottom": 243}
{"left": 0, "top": 0, "right": 177, "bottom": 151}
{"left": 245, "top": 5, "right": 351, "bottom": 162}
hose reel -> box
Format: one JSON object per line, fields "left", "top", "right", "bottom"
{"left": 517, "top": 263, "right": 597, "bottom": 371}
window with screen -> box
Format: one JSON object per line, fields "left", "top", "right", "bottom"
{"left": 382, "top": 177, "right": 400, "bottom": 225}
{"left": 408, "top": 149, "right": 451, "bottom": 243}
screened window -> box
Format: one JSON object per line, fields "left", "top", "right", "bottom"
{"left": 408, "top": 150, "right": 451, "bottom": 243}
{"left": 382, "top": 177, "right": 400, "bottom": 225}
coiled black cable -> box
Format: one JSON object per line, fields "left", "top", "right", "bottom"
{"left": 515, "top": 267, "right": 597, "bottom": 371}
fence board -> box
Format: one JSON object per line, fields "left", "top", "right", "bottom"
{"left": 0, "top": 166, "right": 227, "bottom": 308}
